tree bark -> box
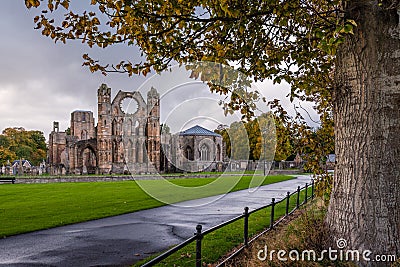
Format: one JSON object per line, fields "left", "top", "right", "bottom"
{"left": 327, "top": 2, "right": 400, "bottom": 266}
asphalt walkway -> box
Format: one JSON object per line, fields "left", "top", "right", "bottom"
{"left": 0, "top": 175, "right": 312, "bottom": 267}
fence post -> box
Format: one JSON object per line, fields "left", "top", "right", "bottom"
{"left": 270, "top": 198, "right": 275, "bottom": 229}
{"left": 311, "top": 180, "right": 315, "bottom": 199}
{"left": 305, "top": 183, "right": 308, "bottom": 204}
{"left": 296, "top": 186, "right": 300, "bottom": 208}
{"left": 285, "top": 191, "right": 290, "bottom": 215}
{"left": 195, "top": 224, "right": 202, "bottom": 267}
{"left": 244, "top": 207, "right": 249, "bottom": 247}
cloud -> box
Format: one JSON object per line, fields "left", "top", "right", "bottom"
{"left": 0, "top": 1, "right": 146, "bottom": 137}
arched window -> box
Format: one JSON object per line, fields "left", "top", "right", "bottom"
{"left": 128, "top": 140, "right": 133, "bottom": 162}
{"left": 81, "top": 130, "right": 88, "bottom": 140}
{"left": 82, "top": 147, "right": 96, "bottom": 170}
{"left": 135, "top": 141, "right": 140, "bottom": 163}
{"left": 143, "top": 143, "right": 148, "bottom": 163}
{"left": 118, "top": 118, "right": 124, "bottom": 135}
{"left": 118, "top": 141, "right": 124, "bottom": 162}
{"left": 134, "top": 121, "right": 140, "bottom": 135}
{"left": 185, "top": 146, "right": 193, "bottom": 161}
{"left": 112, "top": 140, "right": 118, "bottom": 162}
{"left": 200, "top": 144, "right": 209, "bottom": 161}
{"left": 112, "top": 119, "right": 118, "bottom": 135}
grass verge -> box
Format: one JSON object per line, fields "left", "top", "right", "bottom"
{"left": 0, "top": 175, "right": 294, "bottom": 237}
{"left": 135, "top": 189, "right": 311, "bottom": 266}
{"left": 227, "top": 198, "right": 358, "bottom": 267}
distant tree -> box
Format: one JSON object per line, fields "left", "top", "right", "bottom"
{"left": 0, "top": 127, "right": 47, "bottom": 166}
{"left": 0, "top": 147, "right": 16, "bottom": 166}
{"left": 227, "top": 121, "right": 249, "bottom": 160}
{"left": 272, "top": 118, "right": 293, "bottom": 162}
{"left": 160, "top": 124, "right": 170, "bottom": 134}
{"left": 217, "top": 112, "right": 294, "bottom": 162}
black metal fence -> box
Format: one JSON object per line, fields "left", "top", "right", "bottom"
{"left": 142, "top": 180, "right": 315, "bottom": 267}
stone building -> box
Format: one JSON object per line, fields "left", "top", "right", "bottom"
{"left": 48, "top": 84, "right": 224, "bottom": 175}
{"left": 158, "top": 125, "right": 224, "bottom": 173}
{"left": 170, "top": 125, "right": 224, "bottom": 172}
{"left": 48, "top": 84, "right": 160, "bottom": 175}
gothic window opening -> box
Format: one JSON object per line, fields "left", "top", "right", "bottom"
{"left": 112, "top": 140, "right": 118, "bottom": 162}
{"left": 112, "top": 119, "right": 117, "bottom": 135}
{"left": 127, "top": 140, "right": 133, "bottom": 163}
{"left": 185, "top": 146, "right": 193, "bottom": 161}
{"left": 135, "top": 121, "right": 140, "bottom": 135}
{"left": 135, "top": 141, "right": 140, "bottom": 163}
{"left": 143, "top": 143, "right": 148, "bottom": 163}
{"left": 82, "top": 147, "right": 96, "bottom": 174}
{"left": 81, "top": 130, "right": 88, "bottom": 140}
{"left": 119, "top": 119, "right": 124, "bottom": 135}
{"left": 200, "top": 144, "right": 209, "bottom": 161}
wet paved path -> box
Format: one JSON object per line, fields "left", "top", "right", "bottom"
{"left": 0, "top": 175, "right": 312, "bottom": 267}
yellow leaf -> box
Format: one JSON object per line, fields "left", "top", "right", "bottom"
{"left": 25, "top": 0, "right": 40, "bottom": 8}
{"left": 61, "top": 0, "right": 69, "bottom": 10}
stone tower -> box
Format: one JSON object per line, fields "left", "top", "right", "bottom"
{"left": 97, "top": 84, "right": 112, "bottom": 174}
{"left": 146, "top": 87, "right": 161, "bottom": 171}
{"left": 70, "top": 111, "right": 95, "bottom": 140}
{"left": 48, "top": 121, "right": 67, "bottom": 175}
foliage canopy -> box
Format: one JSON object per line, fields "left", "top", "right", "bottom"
{"left": 25, "top": 0, "right": 356, "bottom": 116}
{"left": 0, "top": 127, "right": 47, "bottom": 166}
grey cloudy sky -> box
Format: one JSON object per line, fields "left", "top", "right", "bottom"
{"left": 0, "top": 1, "right": 318, "bottom": 139}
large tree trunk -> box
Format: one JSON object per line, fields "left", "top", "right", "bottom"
{"left": 327, "top": 2, "right": 400, "bottom": 266}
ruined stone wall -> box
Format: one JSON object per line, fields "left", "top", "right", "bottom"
{"left": 48, "top": 122, "right": 67, "bottom": 175}
{"left": 70, "top": 111, "right": 95, "bottom": 141}
{"left": 97, "top": 84, "right": 112, "bottom": 174}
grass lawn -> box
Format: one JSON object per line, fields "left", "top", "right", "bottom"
{"left": 0, "top": 175, "right": 294, "bottom": 237}
{"left": 13, "top": 169, "right": 262, "bottom": 179}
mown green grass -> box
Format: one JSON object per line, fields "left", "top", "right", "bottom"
{"left": 0, "top": 175, "right": 294, "bottom": 237}
{"left": 136, "top": 189, "right": 310, "bottom": 266}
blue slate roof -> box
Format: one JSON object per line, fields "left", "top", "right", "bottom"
{"left": 179, "top": 125, "right": 221, "bottom": 137}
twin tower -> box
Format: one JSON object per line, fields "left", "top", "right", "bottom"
{"left": 48, "top": 84, "right": 161, "bottom": 175}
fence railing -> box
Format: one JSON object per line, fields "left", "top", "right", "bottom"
{"left": 142, "top": 180, "right": 315, "bottom": 267}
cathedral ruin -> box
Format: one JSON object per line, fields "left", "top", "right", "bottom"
{"left": 48, "top": 84, "right": 160, "bottom": 175}
{"left": 48, "top": 84, "right": 224, "bottom": 175}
